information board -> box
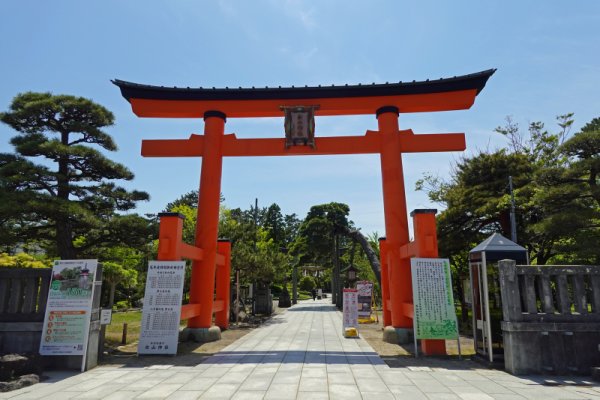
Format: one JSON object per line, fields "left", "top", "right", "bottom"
{"left": 40, "top": 259, "right": 98, "bottom": 356}
{"left": 100, "top": 309, "right": 112, "bottom": 325}
{"left": 138, "top": 261, "right": 186, "bottom": 355}
{"left": 342, "top": 288, "right": 358, "bottom": 333}
{"left": 410, "top": 258, "right": 459, "bottom": 340}
{"left": 356, "top": 281, "right": 373, "bottom": 320}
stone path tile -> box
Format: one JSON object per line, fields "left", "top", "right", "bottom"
{"left": 136, "top": 383, "right": 183, "bottom": 399}
{"left": 230, "top": 391, "right": 265, "bottom": 400}
{"left": 164, "top": 391, "right": 203, "bottom": 400}
{"left": 296, "top": 392, "right": 328, "bottom": 400}
{"left": 198, "top": 382, "right": 239, "bottom": 399}
{"left": 178, "top": 377, "right": 218, "bottom": 391}
{"left": 361, "top": 392, "right": 396, "bottom": 400}
{"left": 103, "top": 391, "right": 146, "bottom": 400}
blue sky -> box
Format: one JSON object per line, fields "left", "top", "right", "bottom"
{"left": 1, "top": 1, "right": 599, "bottom": 236}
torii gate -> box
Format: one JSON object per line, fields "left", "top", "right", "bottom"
{"left": 114, "top": 69, "right": 495, "bottom": 354}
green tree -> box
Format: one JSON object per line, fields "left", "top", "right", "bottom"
{"left": 283, "top": 213, "right": 301, "bottom": 247}
{"left": 263, "top": 203, "right": 285, "bottom": 246}
{"left": 293, "top": 202, "right": 381, "bottom": 284}
{"left": 293, "top": 202, "right": 351, "bottom": 267}
{"left": 0, "top": 92, "right": 150, "bottom": 258}
{"left": 163, "top": 190, "right": 199, "bottom": 212}
{"left": 219, "top": 207, "right": 290, "bottom": 284}
{"left": 534, "top": 117, "right": 600, "bottom": 263}
{"left": 102, "top": 261, "right": 138, "bottom": 309}
{"left": 99, "top": 245, "right": 144, "bottom": 308}
{"left": 416, "top": 113, "right": 600, "bottom": 268}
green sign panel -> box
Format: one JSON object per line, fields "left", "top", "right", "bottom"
{"left": 410, "top": 258, "right": 459, "bottom": 340}
{"left": 40, "top": 259, "right": 97, "bottom": 356}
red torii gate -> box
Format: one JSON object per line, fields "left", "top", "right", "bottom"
{"left": 114, "top": 69, "right": 494, "bottom": 354}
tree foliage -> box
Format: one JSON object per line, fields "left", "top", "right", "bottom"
{"left": 0, "top": 252, "right": 51, "bottom": 268}
{"left": 292, "top": 202, "right": 381, "bottom": 287}
{"left": 219, "top": 206, "right": 291, "bottom": 284}
{"left": 102, "top": 260, "right": 138, "bottom": 309}
{"left": 0, "top": 92, "right": 151, "bottom": 258}
{"left": 418, "top": 113, "right": 600, "bottom": 267}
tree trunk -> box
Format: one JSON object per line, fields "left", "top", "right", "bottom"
{"left": 56, "top": 130, "right": 76, "bottom": 259}
{"left": 338, "top": 226, "right": 381, "bottom": 286}
{"left": 108, "top": 282, "right": 117, "bottom": 310}
{"left": 56, "top": 223, "right": 76, "bottom": 259}
{"left": 332, "top": 234, "right": 339, "bottom": 305}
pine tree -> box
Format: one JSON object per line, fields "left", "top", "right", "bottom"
{"left": 0, "top": 92, "right": 150, "bottom": 258}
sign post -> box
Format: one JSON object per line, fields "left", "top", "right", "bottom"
{"left": 342, "top": 288, "right": 359, "bottom": 337}
{"left": 40, "top": 259, "right": 98, "bottom": 371}
{"left": 138, "top": 261, "right": 186, "bottom": 355}
{"left": 410, "top": 258, "right": 460, "bottom": 357}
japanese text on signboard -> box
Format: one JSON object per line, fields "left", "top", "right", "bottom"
{"left": 410, "top": 258, "right": 458, "bottom": 340}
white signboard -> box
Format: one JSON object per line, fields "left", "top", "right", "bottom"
{"left": 410, "top": 258, "right": 459, "bottom": 340}
{"left": 40, "top": 259, "right": 98, "bottom": 356}
{"left": 342, "top": 289, "right": 359, "bottom": 332}
{"left": 100, "top": 309, "right": 112, "bottom": 325}
{"left": 138, "top": 261, "right": 186, "bottom": 355}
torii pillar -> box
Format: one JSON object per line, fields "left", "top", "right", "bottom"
{"left": 378, "top": 106, "right": 412, "bottom": 329}
{"left": 189, "top": 111, "right": 226, "bottom": 329}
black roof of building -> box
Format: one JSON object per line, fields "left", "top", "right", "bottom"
{"left": 112, "top": 69, "right": 496, "bottom": 102}
{"left": 470, "top": 233, "right": 528, "bottom": 263}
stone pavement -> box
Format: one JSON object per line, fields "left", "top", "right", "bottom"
{"left": 2, "top": 299, "right": 600, "bottom": 399}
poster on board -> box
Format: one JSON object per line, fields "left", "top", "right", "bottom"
{"left": 356, "top": 281, "right": 373, "bottom": 320}
{"left": 410, "top": 258, "right": 459, "bottom": 340}
{"left": 138, "top": 261, "right": 186, "bottom": 355}
{"left": 40, "top": 259, "right": 98, "bottom": 356}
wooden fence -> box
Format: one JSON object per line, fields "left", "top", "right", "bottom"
{"left": 499, "top": 260, "right": 600, "bottom": 375}
{"left": 0, "top": 268, "right": 51, "bottom": 354}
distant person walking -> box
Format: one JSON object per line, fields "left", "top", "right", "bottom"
{"left": 311, "top": 288, "right": 317, "bottom": 301}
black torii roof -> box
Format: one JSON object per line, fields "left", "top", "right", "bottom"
{"left": 112, "top": 69, "right": 496, "bottom": 103}
{"left": 469, "top": 233, "right": 528, "bottom": 263}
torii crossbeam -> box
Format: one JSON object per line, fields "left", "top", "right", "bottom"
{"left": 114, "top": 69, "right": 495, "bottom": 355}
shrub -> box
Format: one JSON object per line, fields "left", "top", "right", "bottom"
{"left": 299, "top": 275, "right": 316, "bottom": 291}
{"left": 0, "top": 252, "right": 51, "bottom": 268}
{"left": 270, "top": 284, "right": 283, "bottom": 297}
{"left": 113, "top": 300, "right": 129, "bottom": 311}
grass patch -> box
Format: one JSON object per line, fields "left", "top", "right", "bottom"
{"left": 105, "top": 310, "right": 142, "bottom": 346}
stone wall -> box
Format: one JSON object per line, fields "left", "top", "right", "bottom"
{"left": 0, "top": 268, "right": 51, "bottom": 354}
{"left": 498, "top": 260, "right": 600, "bottom": 375}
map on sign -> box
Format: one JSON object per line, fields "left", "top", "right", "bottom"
{"left": 410, "top": 258, "right": 459, "bottom": 340}
{"left": 138, "top": 261, "right": 186, "bottom": 355}
{"left": 40, "top": 259, "right": 98, "bottom": 356}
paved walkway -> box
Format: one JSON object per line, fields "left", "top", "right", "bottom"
{"left": 2, "top": 299, "right": 600, "bottom": 399}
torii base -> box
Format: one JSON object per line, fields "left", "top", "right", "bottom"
{"left": 180, "top": 327, "right": 221, "bottom": 343}
{"left": 382, "top": 326, "right": 412, "bottom": 345}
